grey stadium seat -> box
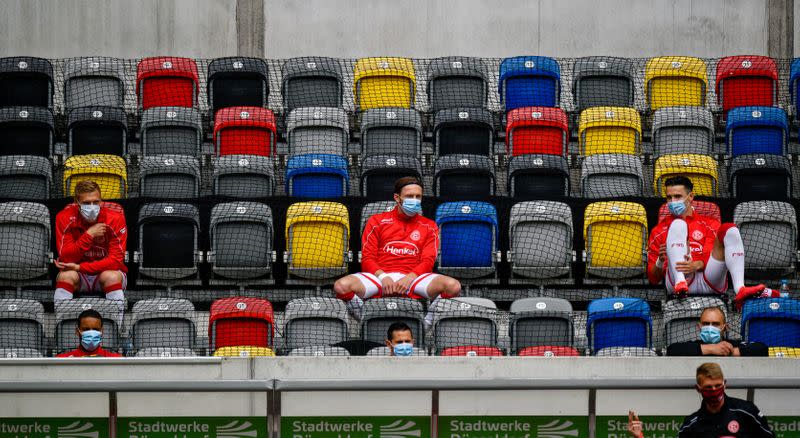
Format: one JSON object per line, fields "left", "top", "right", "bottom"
{"left": 652, "top": 106, "right": 714, "bottom": 158}
{"left": 0, "top": 299, "right": 44, "bottom": 353}
{"left": 0, "top": 348, "right": 43, "bottom": 358}
{"left": 509, "top": 201, "right": 573, "bottom": 280}
{"left": 580, "top": 154, "right": 644, "bottom": 198}
{"left": 729, "top": 154, "right": 792, "bottom": 201}
{"left": 63, "top": 57, "right": 125, "bottom": 109}
{"left": 135, "top": 203, "right": 201, "bottom": 283}
{"left": 0, "top": 155, "right": 51, "bottom": 200}
{"left": 361, "top": 298, "right": 425, "bottom": 347}
{"left": 734, "top": 201, "right": 798, "bottom": 278}
{"left": 0, "top": 106, "right": 55, "bottom": 158}
{"left": 129, "top": 298, "right": 196, "bottom": 353}
{"left": 434, "top": 154, "right": 495, "bottom": 199}
{"left": 283, "top": 297, "right": 349, "bottom": 351}
{"left": 138, "top": 155, "right": 201, "bottom": 199}
{"left": 431, "top": 297, "right": 498, "bottom": 353}
{"left": 367, "top": 346, "right": 428, "bottom": 356}
{"left": 135, "top": 347, "right": 197, "bottom": 358}
{"left": 288, "top": 346, "right": 350, "bottom": 357}
{"left": 281, "top": 57, "right": 343, "bottom": 112}
{"left": 286, "top": 107, "right": 349, "bottom": 157}
{"left": 55, "top": 298, "right": 124, "bottom": 354}
{"left": 426, "top": 56, "right": 488, "bottom": 111}
{"left": 663, "top": 297, "right": 727, "bottom": 348}
{"left": 209, "top": 201, "right": 274, "bottom": 282}
{"left": 433, "top": 107, "right": 494, "bottom": 156}
{"left": 0, "top": 57, "right": 53, "bottom": 109}
{"left": 360, "top": 155, "right": 423, "bottom": 200}
{"left": 508, "top": 154, "right": 570, "bottom": 199}
{"left": 572, "top": 57, "right": 635, "bottom": 112}
{"left": 360, "top": 108, "right": 423, "bottom": 158}
{"left": 360, "top": 201, "right": 396, "bottom": 235}
{"left": 213, "top": 155, "right": 275, "bottom": 198}
{"left": 140, "top": 106, "right": 203, "bottom": 156}
{"left": 207, "top": 56, "right": 269, "bottom": 114}
{"left": 0, "top": 202, "right": 50, "bottom": 282}
{"left": 67, "top": 105, "right": 128, "bottom": 156}
{"left": 596, "top": 347, "right": 658, "bottom": 357}
{"left": 509, "top": 297, "right": 574, "bottom": 353}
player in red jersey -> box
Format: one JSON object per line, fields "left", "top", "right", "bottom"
{"left": 647, "top": 176, "right": 777, "bottom": 307}
{"left": 57, "top": 308, "right": 122, "bottom": 357}
{"left": 334, "top": 177, "right": 461, "bottom": 319}
{"left": 54, "top": 180, "right": 127, "bottom": 301}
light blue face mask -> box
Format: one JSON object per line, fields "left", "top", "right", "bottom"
{"left": 401, "top": 198, "right": 422, "bottom": 216}
{"left": 393, "top": 343, "right": 414, "bottom": 357}
{"left": 80, "top": 329, "right": 102, "bottom": 351}
{"left": 668, "top": 200, "right": 687, "bottom": 217}
{"left": 699, "top": 325, "right": 721, "bottom": 344}
{"left": 80, "top": 204, "right": 100, "bottom": 222}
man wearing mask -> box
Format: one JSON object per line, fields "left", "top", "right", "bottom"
{"left": 334, "top": 176, "right": 461, "bottom": 319}
{"left": 57, "top": 309, "right": 121, "bottom": 357}
{"left": 667, "top": 306, "right": 768, "bottom": 356}
{"left": 386, "top": 321, "right": 415, "bottom": 356}
{"left": 54, "top": 180, "right": 127, "bottom": 301}
{"left": 647, "top": 176, "right": 777, "bottom": 307}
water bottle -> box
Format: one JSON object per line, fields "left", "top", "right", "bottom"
{"left": 779, "top": 279, "right": 790, "bottom": 299}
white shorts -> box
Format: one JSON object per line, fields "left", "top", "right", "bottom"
{"left": 666, "top": 256, "right": 728, "bottom": 294}
{"left": 353, "top": 272, "right": 441, "bottom": 299}
{"left": 79, "top": 271, "right": 127, "bottom": 293}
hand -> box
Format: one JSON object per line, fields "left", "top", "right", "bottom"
{"left": 675, "top": 256, "right": 703, "bottom": 274}
{"left": 658, "top": 244, "right": 667, "bottom": 266}
{"left": 627, "top": 411, "right": 644, "bottom": 438}
{"left": 86, "top": 223, "right": 108, "bottom": 238}
{"left": 54, "top": 260, "right": 80, "bottom": 272}
{"left": 381, "top": 276, "right": 401, "bottom": 296}
{"left": 392, "top": 273, "right": 417, "bottom": 296}
{"left": 701, "top": 341, "right": 734, "bottom": 356}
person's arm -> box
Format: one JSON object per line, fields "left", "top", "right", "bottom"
{"left": 666, "top": 341, "right": 703, "bottom": 356}
{"left": 743, "top": 402, "right": 775, "bottom": 437}
{"left": 646, "top": 231, "right": 664, "bottom": 285}
{"left": 735, "top": 341, "right": 769, "bottom": 357}
{"left": 409, "top": 222, "right": 438, "bottom": 276}
{"left": 55, "top": 212, "right": 93, "bottom": 263}
{"left": 360, "top": 215, "right": 382, "bottom": 275}
{"left": 79, "top": 214, "right": 127, "bottom": 275}
{"left": 677, "top": 414, "right": 699, "bottom": 438}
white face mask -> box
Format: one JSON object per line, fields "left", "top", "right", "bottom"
{"left": 80, "top": 204, "right": 100, "bottom": 222}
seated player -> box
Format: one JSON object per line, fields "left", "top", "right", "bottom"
{"left": 647, "top": 176, "right": 777, "bottom": 307}
{"left": 54, "top": 180, "right": 127, "bottom": 301}
{"left": 386, "top": 321, "right": 415, "bottom": 357}
{"left": 333, "top": 176, "right": 461, "bottom": 319}
{"left": 57, "top": 309, "right": 121, "bottom": 357}
{"left": 667, "top": 306, "right": 768, "bottom": 357}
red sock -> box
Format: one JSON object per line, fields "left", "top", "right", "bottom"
{"left": 339, "top": 291, "right": 355, "bottom": 301}
{"left": 56, "top": 281, "right": 76, "bottom": 293}
{"left": 103, "top": 283, "right": 123, "bottom": 294}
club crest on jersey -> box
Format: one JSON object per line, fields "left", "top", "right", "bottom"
{"left": 692, "top": 230, "right": 704, "bottom": 240}
{"left": 383, "top": 241, "right": 419, "bottom": 257}
{"left": 410, "top": 230, "right": 420, "bottom": 241}
{"left": 727, "top": 420, "right": 739, "bottom": 433}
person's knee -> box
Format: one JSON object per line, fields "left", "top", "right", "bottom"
{"left": 333, "top": 277, "right": 352, "bottom": 296}
{"left": 56, "top": 271, "right": 80, "bottom": 287}
{"left": 668, "top": 218, "right": 688, "bottom": 232}
{"left": 717, "top": 222, "right": 738, "bottom": 242}
{"left": 98, "top": 270, "right": 123, "bottom": 287}
{"left": 440, "top": 277, "right": 462, "bottom": 298}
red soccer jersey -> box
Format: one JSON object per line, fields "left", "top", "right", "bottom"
{"left": 55, "top": 203, "right": 128, "bottom": 275}
{"left": 56, "top": 347, "right": 122, "bottom": 357}
{"left": 647, "top": 213, "right": 720, "bottom": 284}
{"left": 361, "top": 207, "right": 439, "bottom": 276}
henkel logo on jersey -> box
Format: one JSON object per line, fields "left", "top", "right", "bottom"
{"left": 383, "top": 241, "right": 419, "bottom": 257}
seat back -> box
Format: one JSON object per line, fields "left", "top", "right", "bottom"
{"left": 716, "top": 56, "right": 778, "bottom": 112}
{"left": 0, "top": 155, "right": 51, "bottom": 200}
{"left": 510, "top": 297, "right": 573, "bottom": 352}
{"left": 726, "top": 106, "right": 788, "bottom": 157}
{"left": 506, "top": 106, "right": 568, "bottom": 157}
{"left": 734, "top": 201, "right": 797, "bottom": 277}
{"left": 138, "top": 155, "right": 201, "bottom": 199}
{"left": 792, "top": 58, "right": 800, "bottom": 121}
{"left": 286, "top": 154, "right": 349, "bottom": 198}
{"left": 518, "top": 346, "right": 580, "bottom": 357}
{"left": 213, "top": 155, "right": 275, "bottom": 198}
{"left": 54, "top": 298, "right": 124, "bottom": 354}
{"left": 730, "top": 154, "right": 792, "bottom": 201}
{"left": 742, "top": 298, "right": 800, "bottom": 348}
{"left": 140, "top": 106, "right": 203, "bottom": 156}
{"left": 499, "top": 56, "right": 560, "bottom": 111}
{"left": 0, "top": 299, "right": 44, "bottom": 351}
{"left": 652, "top": 106, "right": 714, "bottom": 157}
{"left": 209, "top": 297, "right": 275, "bottom": 351}
{"left": 507, "top": 154, "right": 570, "bottom": 199}
{"left": 587, "top": 298, "right": 651, "bottom": 353}
{"left": 361, "top": 298, "right": 425, "bottom": 347}
{"left": 64, "top": 57, "right": 125, "bottom": 109}
{"left": 583, "top": 202, "right": 648, "bottom": 279}
{"left": 214, "top": 346, "right": 274, "bottom": 357}
{"left": 281, "top": 57, "right": 343, "bottom": 111}
{"left": 434, "top": 154, "right": 495, "bottom": 199}
{"left": 284, "top": 297, "right": 348, "bottom": 350}
{"left": 440, "top": 346, "right": 504, "bottom": 356}
{"left": 137, "top": 347, "right": 197, "bottom": 358}
{"left": 432, "top": 297, "right": 498, "bottom": 353}
{"left": 579, "top": 107, "right": 641, "bottom": 156}
{"left": 136, "top": 56, "right": 199, "bottom": 109}
{"left": 581, "top": 154, "right": 643, "bottom": 198}
{"left": 434, "top": 108, "right": 494, "bottom": 156}
{"left": 663, "top": 297, "right": 727, "bottom": 346}
{"left": 436, "top": 201, "right": 498, "bottom": 279}
{"left": 427, "top": 56, "right": 488, "bottom": 111}
{"left": 288, "top": 346, "right": 350, "bottom": 357}
{"left": 67, "top": 106, "right": 127, "bottom": 156}
{"left": 0, "top": 106, "right": 54, "bottom": 158}
{"left": 360, "top": 201, "right": 396, "bottom": 236}
{"left": 286, "top": 107, "right": 349, "bottom": 157}
{"left": 137, "top": 202, "right": 200, "bottom": 280}
{"left": 63, "top": 154, "right": 127, "bottom": 199}
{"left": 509, "top": 201, "right": 573, "bottom": 279}
{"left": 214, "top": 106, "right": 276, "bottom": 157}
{"left": 207, "top": 57, "right": 269, "bottom": 114}
{"left": 572, "top": 56, "right": 635, "bottom": 112}
{"left": 360, "top": 107, "right": 422, "bottom": 158}
{"left": 210, "top": 202, "right": 273, "bottom": 280}
{"left": 360, "top": 155, "right": 422, "bottom": 200}
{"left": 130, "top": 298, "right": 196, "bottom": 352}
{"left": 0, "top": 202, "right": 50, "bottom": 281}
{"left": 653, "top": 154, "right": 718, "bottom": 197}
{"left": 354, "top": 57, "right": 416, "bottom": 110}
{"left": 285, "top": 202, "right": 349, "bottom": 279}
{"left": 0, "top": 57, "right": 53, "bottom": 108}
{"left": 645, "top": 56, "right": 708, "bottom": 110}
{"left": 658, "top": 200, "right": 720, "bottom": 223}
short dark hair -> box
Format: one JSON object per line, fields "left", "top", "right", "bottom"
{"left": 664, "top": 175, "right": 693, "bottom": 192}
{"left": 393, "top": 176, "right": 423, "bottom": 195}
{"left": 387, "top": 321, "right": 412, "bottom": 341}
{"left": 78, "top": 309, "right": 103, "bottom": 327}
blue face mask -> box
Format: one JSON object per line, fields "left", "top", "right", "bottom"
{"left": 668, "top": 200, "right": 687, "bottom": 217}
{"left": 393, "top": 343, "right": 414, "bottom": 357}
{"left": 401, "top": 198, "right": 422, "bottom": 216}
{"left": 699, "top": 325, "right": 721, "bottom": 344}
{"left": 80, "top": 329, "right": 102, "bottom": 351}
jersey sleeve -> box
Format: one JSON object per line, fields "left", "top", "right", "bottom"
{"left": 743, "top": 401, "right": 775, "bottom": 437}
{"left": 646, "top": 225, "right": 664, "bottom": 285}
{"left": 360, "top": 215, "right": 382, "bottom": 275}
{"left": 666, "top": 341, "right": 703, "bottom": 356}
{"left": 55, "top": 210, "right": 93, "bottom": 263}
{"left": 79, "top": 212, "right": 128, "bottom": 275}
{"left": 411, "top": 221, "right": 438, "bottom": 276}
{"left": 696, "top": 217, "right": 720, "bottom": 266}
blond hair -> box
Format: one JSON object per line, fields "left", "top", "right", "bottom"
{"left": 696, "top": 362, "right": 724, "bottom": 384}
{"left": 73, "top": 180, "right": 102, "bottom": 201}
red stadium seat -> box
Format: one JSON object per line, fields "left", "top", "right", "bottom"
{"left": 658, "top": 200, "right": 720, "bottom": 223}
{"left": 517, "top": 346, "right": 580, "bottom": 357}
{"left": 715, "top": 56, "right": 778, "bottom": 114}
{"left": 213, "top": 106, "right": 277, "bottom": 157}
{"left": 439, "top": 346, "right": 504, "bottom": 356}
{"left": 209, "top": 297, "right": 274, "bottom": 351}
{"left": 136, "top": 57, "right": 199, "bottom": 110}
{"left": 506, "top": 106, "right": 568, "bottom": 157}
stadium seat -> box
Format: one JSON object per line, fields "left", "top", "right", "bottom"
{"left": 214, "top": 106, "right": 277, "bottom": 157}
{"left": 741, "top": 298, "right": 800, "bottom": 348}
{"left": 354, "top": 57, "right": 416, "bottom": 111}
{"left": 434, "top": 154, "right": 495, "bottom": 199}
{"left": 431, "top": 297, "right": 498, "bottom": 354}
{"left": 207, "top": 56, "right": 269, "bottom": 114}
{"left": 436, "top": 201, "right": 499, "bottom": 279}
{"left": 0, "top": 106, "right": 54, "bottom": 157}
{"left": 63, "top": 57, "right": 125, "bottom": 109}
{"left": 286, "top": 107, "right": 349, "bottom": 157}
{"left": 286, "top": 153, "right": 349, "bottom": 198}
{"left": 652, "top": 106, "right": 715, "bottom": 158}
{"left": 209, "top": 297, "right": 275, "bottom": 351}
{"left": 0, "top": 57, "right": 53, "bottom": 108}
{"left": 508, "top": 201, "right": 573, "bottom": 280}
{"left": 583, "top": 202, "right": 648, "bottom": 280}
{"left": 729, "top": 154, "right": 792, "bottom": 201}
{"left": 288, "top": 346, "right": 350, "bottom": 357}
{"left": 0, "top": 299, "right": 44, "bottom": 353}
{"left": 212, "top": 155, "right": 275, "bottom": 198}
{"left": 0, "top": 202, "right": 50, "bottom": 282}
{"left": 505, "top": 107, "right": 568, "bottom": 157}
{"left": 716, "top": 56, "right": 778, "bottom": 113}
{"left": 426, "top": 56, "right": 488, "bottom": 111}
{"left": 360, "top": 107, "right": 423, "bottom": 158}
{"left": 360, "top": 155, "right": 422, "bottom": 200}
{"left": 213, "top": 346, "right": 274, "bottom": 357}
{"left": 507, "top": 154, "right": 570, "bottom": 199}
{"left": 433, "top": 108, "right": 494, "bottom": 156}
{"left": 138, "top": 347, "right": 197, "bottom": 358}
{"left": 209, "top": 201, "right": 274, "bottom": 282}
{"left": 440, "top": 346, "right": 504, "bottom": 356}
{"left": 361, "top": 298, "right": 425, "bottom": 347}
{"left": 595, "top": 347, "right": 657, "bottom": 357}
{"left": 283, "top": 297, "right": 349, "bottom": 351}
{"left": 367, "top": 346, "right": 427, "bottom": 356}
{"left": 138, "top": 155, "right": 201, "bottom": 199}
{"left": 359, "top": 201, "right": 396, "bottom": 235}
{"left": 734, "top": 201, "right": 797, "bottom": 278}
{"left": 62, "top": 154, "right": 127, "bottom": 199}
{"left": 578, "top": 107, "right": 641, "bottom": 156}
{"left": 136, "top": 56, "right": 199, "bottom": 110}
{"left": 517, "top": 346, "right": 580, "bottom": 357}
{"left": 581, "top": 154, "right": 644, "bottom": 198}
{"left": 54, "top": 298, "right": 123, "bottom": 354}
{"left": 0, "top": 348, "right": 43, "bottom": 358}
{"left": 572, "top": 56, "right": 635, "bottom": 112}
{"left": 67, "top": 106, "right": 127, "bottom": 156}
{"left": 653, "top": 154, "right": 718, "bottom": 197}
{"left": 509, "top": 297, "right": 573, "bottom": 354}
{"left": 284, "top": 201, "right": 350, "bottom": 280}
{"left": 130, "top": 298, "right": 196, "bottom": 353}
{"left": 791, "top": 58, "right": 800, "bottom": 120}
{"left": 658, "top": 200, "right": 720, "bottom": 223}
{"left": 0, "top": 155, "right": 52, "bottom": 200}
{"left": 725, "top": 106, "right": 788, "bottom": 157}
{"left": 135, "top": 202, "right": 201, "bottom": 283}
{"left": 281, "top": 57, "right": 343, "bottom": 111}
{"left": 769, "top": 347, "right": 800, "bottom": 358}
{"left": 140, "top": 106, "right": 203, "bottom": 156}
{"left": 587, "top": 298, "right": 651, "bottom": 354}
{"left": 663, "top": 297, "right": 727, "bottom": 347}
{"left": 499, "top": 56, "right": 560, "bottom": 111}
{"left": 645, "top": 56, "right": 708, "bottom": 110}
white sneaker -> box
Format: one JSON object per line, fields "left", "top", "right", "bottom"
{"left": 346, "top": 295, "right": 364, "bottom": 321}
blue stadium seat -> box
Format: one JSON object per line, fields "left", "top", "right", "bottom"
{"left": 587, "top": 298, "right": 651, "bottom": 354}
{"left": 742, "top": 298, "right": 800, "bottom": 348}
{"left": 436, "top": 201, "right": 498, "bottom": 279}
{"left": 286, "top": 153, "right": 349, "bottom": 198}
{"left": 726, "top": 106, "right": 788, "bottom": 157}
{"left": 792, "top": 58, "right": 800, "bottom": 120}
{"left": 499, "top": 56, "right": 560, "bottom": 111}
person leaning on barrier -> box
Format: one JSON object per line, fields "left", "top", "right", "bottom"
{"left": 57, "top": 309, "right": 122, "bottom": 357}
{"left": 386, "top": 321, "right": 415, "bottom": 356}
{"left": 667, "top": 306, "right": 767, "bottom": 357}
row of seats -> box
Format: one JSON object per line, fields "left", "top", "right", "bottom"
{"left": 1, "top": 199, "right": 795, "bottom": 286}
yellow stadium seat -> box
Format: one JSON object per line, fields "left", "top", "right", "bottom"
{"left": 578, "top": 107, "right": 641, "bottom": 156}
{"left": 645, "top": 56, "right": 708, "bottom": 111}
{"left": 63, "top": 154, "right": 127, "bottom": 199}
{"left": 354, "top": 57, "right": 416, "bottom": 111}
{"left": 583, "top": 202, "right": 648, "bottom": 279}
{"left": 653, "top": 154, "right": 718, "bottom": 197}
{"left": 285, "top": 201, "right": 350, "bottom": 280}
{"left": 769, "top": 347, "right": 800, "bottom": 358}
{"left": 213, "top": 346, "right": 275, "bottom": 357}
